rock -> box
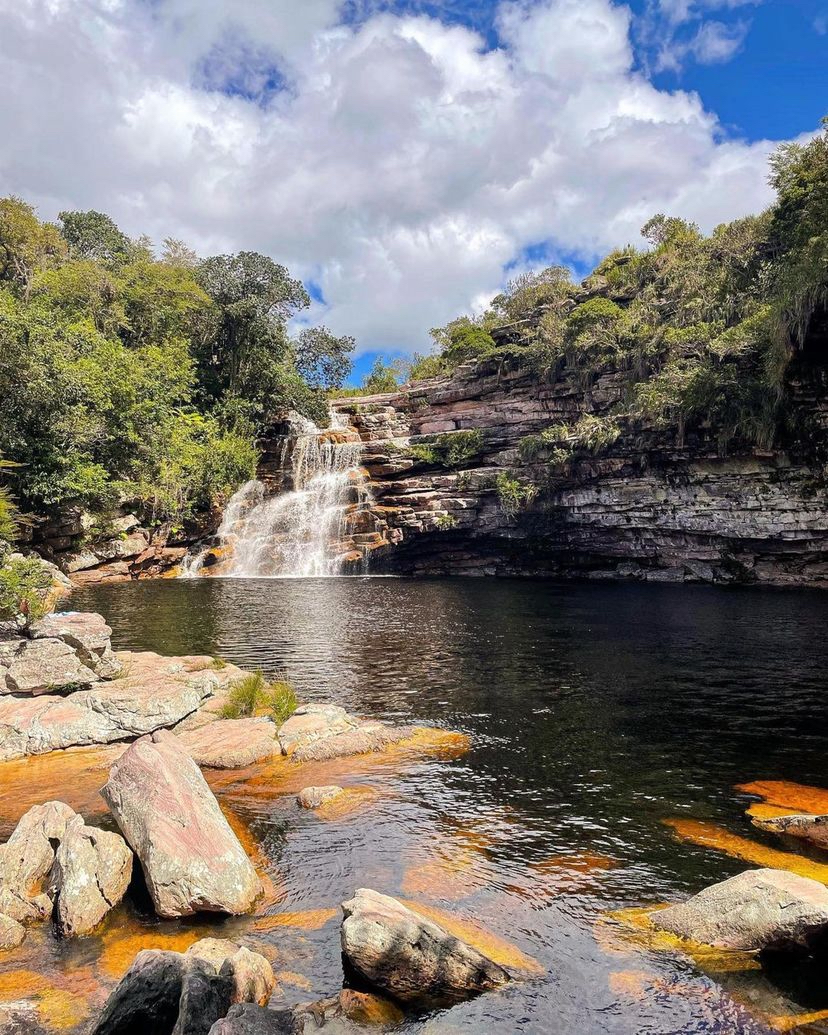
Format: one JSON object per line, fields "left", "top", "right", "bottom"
{"left": 0, "top": 637, "right": 99, "bottom": 695}
{"left": 650, "top": 868, "right": 828, "bottom": 952}
{"left": 293, "top": 990, "right": 403, "bottom": 1033}
{"left": 297, "top": 786, "right": 343, "bottom": 809}
{"left": 184, "top": 939, "right": 275, "bottom": 1006}
{"left": 176, "top": 718, "right": 277, "bottom": 769}
{"left": 0, "top": 800, "right": 77, "bottom": 922}
{"left": 30, "top": 611, "right": 123, "bottom": 679}
{"left": 0, "top": 653, "right": 220, "bottom": 762}
{"left": 751, "top": 813, "right": 828, "bottom": 849}
{"left": 102, "top": 730, "right": 262, "bottom": 917}
{"left": 209, "top": 1003, "right": 297, "bottom": 1035}
{"left": 0, "top": 911, "right": 25, "bottom": 949}
{"left": 340, "top": 887, "right": 510, "bottom": 1006}
{"left": 93, "top": 949, "right": 233, "bottom": 1035}
{"left": 50, "top": 815, "right": 132, "bottom": 936}
{"left": 293, "top": 724, "right": 414, "bottom": 763}
{"left": 277, "top": 704, "right": 353, "bottom": 755}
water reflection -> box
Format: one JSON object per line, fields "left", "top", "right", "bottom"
{"left": 61, "top": 578, "right": 828, "bottom": 1033}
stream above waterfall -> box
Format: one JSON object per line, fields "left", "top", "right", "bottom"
{"left": 66, "top": 576, "right": 828, "bottom": 1035}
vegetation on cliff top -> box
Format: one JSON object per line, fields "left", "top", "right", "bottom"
{"left": 0, "top": 205, "right": 355, "bottom": 530}
{"left": 416, "top": 122, "right": 828, "bottom": 458}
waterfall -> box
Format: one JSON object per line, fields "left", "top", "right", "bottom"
{"left": 183, "top": 411, "right": 370, "bottom": 578}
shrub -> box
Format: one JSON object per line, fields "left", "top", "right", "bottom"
{"left": 520, "top": 414, "right": 621, "bottom": 463}
{"left": 495, "top": 472, "right": 538, "bottom": 517}
{"left": 0, "top": 554, "right": 53, "bottom": 623}
{"left": 435, "top": 513, "right": 458, "bottom": 530}
{"left": 220, "top": 670, "right": 298, "bottom": 725}
{"left": 409, "top": 429, "right": 483, "bottom": 468}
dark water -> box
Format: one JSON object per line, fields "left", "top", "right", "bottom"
{"left": 71, "top": 577, "right": 828, "bottom": 1034}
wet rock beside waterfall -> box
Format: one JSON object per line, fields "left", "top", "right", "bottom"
{"left": 650, "top": 868, "right": 828, "bottom": 952}
{"left": 175, "top": 717, "right": 278, "bottom": 769}
{"left": 49, "top": 815, "right": 132, "bottom": 936}
{"left": 340, "top": 888, "right": 510, "bottom": 1007}
{"left": 297, "top": 786, "right": 343, "bottom": 809}
{"left": 102, "top": 730, "right": 262, "bottom": 917}
{"left": 0, "top": 800, "right": 77, "bottom": 922}
{"left": 751, "top": 813, "right": 828, "bottom": 849}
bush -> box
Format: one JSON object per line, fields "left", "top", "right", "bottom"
{"left": 520, "top": 414, "right": 621, "bottom": 463}
{"left": 495, "top": 472, "right": 538, "bottom": 517}
{"left": 0, "top": 554, "right": 53, "bottom": 623}
{"left": 409, "top": 429, "right": 483, "bottom": 468}
{"left": 435, "top": 513, "right": 458, "bottom": 530}
{"left": 220, "top": 670, "right": 298, "bottom": 725}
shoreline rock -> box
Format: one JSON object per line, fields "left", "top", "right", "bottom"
{"left": 751, "top": 813, "right": 828, "bottom": 850}
{"left": 102, "top": 730, "right": 262, "bottom": 917}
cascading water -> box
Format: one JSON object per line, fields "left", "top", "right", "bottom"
{"left": 183, "top": 410, "right": 371, "bottom": 578}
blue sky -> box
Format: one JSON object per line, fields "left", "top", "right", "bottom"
{"left": 1, "top": 0, "right": 825, "bottom": 386}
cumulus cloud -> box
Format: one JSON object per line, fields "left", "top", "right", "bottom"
{"left": 0, "top": 0, "right": 801, "bottom": 353}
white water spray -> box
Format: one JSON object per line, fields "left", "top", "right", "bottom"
{"left": 183, "top": 411, "right": 370, "bottom": 578}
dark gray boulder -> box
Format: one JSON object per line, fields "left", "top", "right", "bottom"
{"left": 208, "top": 1004, "right": 298, "bottom": 1035}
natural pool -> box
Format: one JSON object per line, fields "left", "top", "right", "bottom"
{"left": 7, "top": 577, "right": 828, "bottom": 1034}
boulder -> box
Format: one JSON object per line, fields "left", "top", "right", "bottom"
{"left": 0, "top": 800, "right": 77, "bottom": 922}
{"left": 176, "top": 718, "right": 277, "bottom": 769}
{"left": 50, "top": 815, "right": 133, "bottom": 936}
{"left": 751, "top": 813, "right": 828, "bottom": 849}
{"left": 209, "top": 1004, "right": 297, "bottom": 1035}
{"left": 340, "top": 888, "right": 510, "bottom": 1006}
{"left": 0, "top": 911, "right": 25, "bottom": 949}
{"left": 102, "top": 730, "right": 262, "bottom": 917}
{"left": 184, "top": 939, "right": 275, "bottom": 1006}
{"left": 93, "top": 949, "right": 233, "bottom": 1035}
{"left": 650, "top": 868, "right": 828, "bottom": 952}
{"left": 297, "top": 786, "right": 343, "bottom": 809}
{"left": 0, "top": 636, "right": 99, "bottom": 695}
{"left": 30, "top": 611, "right": 123, "bottom": 680}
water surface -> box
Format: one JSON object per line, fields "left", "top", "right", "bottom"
{"left": 66, "top": 578, "right": 828, "bottom": 1034}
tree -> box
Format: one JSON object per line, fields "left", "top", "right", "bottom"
{"left": 0, "top": 197, "right": 66, "bottom": 297}
{"left": 295, "top": 326, "right": 354, "bottom": 390}
{"left": 58, "top": 209, "right": 133, "bottom": 264}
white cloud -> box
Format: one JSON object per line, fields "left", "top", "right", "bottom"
{"left": 0, "top": 0, "right": 804, "bottom": 354}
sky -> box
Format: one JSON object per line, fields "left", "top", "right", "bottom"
{"left": 0, "top": 0, "right": 825, "bottom": 385}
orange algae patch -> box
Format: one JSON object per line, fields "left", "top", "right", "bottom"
{"left": 399, "top": 899, "right": 543, "bottom": 976}
{"left": 276, "top": 970, "right": 313, "bottom": 991}
{"left": 220, "top": 803, "right": 284, "bottom": 911}
{"left": 0, "top": 968, "right": 96, "bottom": 1031}
{"left": 340, "top": 989, "right": 405, "bottom": 1027}
{"left": 314, "top": 786, "right": 380, "bottom": 821}
{"left": 96, "top": 927, "right": 209, "bottom": 979}
{"left": 252, "top": 908, "right": 338, "bottom": 933}
{"left": 607, "top": 905, "right": 761, "bottom": 975}
{"left": 401, "top": 847, "right": 488, "bottom": 902}
{"left": 745, "top": 802, "right": 802, "bottom": 821}
{"left": 664, "top": 818, "right": 828, "bottom": 884}
{"left": 770, "top": 1008, "right": 828, "bottom": 1032}
{"left": 737, "top": 780, "right": 828, "bottom": 816}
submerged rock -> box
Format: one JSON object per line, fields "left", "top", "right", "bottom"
{"left": 102, "top": 730, "right": 262, "bottom": 917}
{"left": 95, "top": 941, "right": 275, "bottom": 1035}
{"left": 340, "top": 887, "right": 510, "bottom": 1006}
{"left": 176, "top": 718, "right": 277, "bottom": 769}
{"left": 0, "top": 800, "right": 77, "bottom": 922}
{"left": 650, "top": 868, "right": 828, "bottom": 952}
{"left": 751, "top": 813, "right": 828, "bottom": 850}
{"left": 297, "top": 786, "right": 343, "bottom": 809}
{"left": 50, "top": 815, "right": 132, "bottom": 936}
{"left": 293, "top": 989, "right": 404, "bottom": 1033}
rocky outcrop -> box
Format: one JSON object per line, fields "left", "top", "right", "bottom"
{"left": 30, "top": 611, "right": 123, "bottom": 679}
{"left": 95, "top": 941, "right": 276, "bottom": 1035}
{"left": 102, "top": 730, "right": 262, "bottom": 917}
{"left": 0, "top": 800, "right": 77, "bottom": 922}
{"left": 0, "top": 649, "right": 236, "bottom": 762}
{"left": 207, "top": 351, "right": 828, "bottom": 584}
{"left": 175, "top": 717, "right": 278, "bottom": 769}
{"left": 650, "top": 868, "right": 828, "bottom": 952}
{"left": 751, "top": 813, "right": 828, "bottom": 849}
{"left": 340, "top": 888, "right": 510, "bottom": 1006}
{"left": 50, "top": 815, "right": 132, "bottom": 936}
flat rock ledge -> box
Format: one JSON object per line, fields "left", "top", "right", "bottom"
{"left": 340, "top": 887, "right": 511, "bottom": 1007}
{"left": 175, "top": 717, "right": 278, "bottom": 769}
{"left": 650, "top": 868, "right": 828, "bottom": 952}
{"left": 0, "top": 648, "right": 245, "bottom": 762}
{"left": 278, "top": 704, "right": 416, "bottom": 763}
{"left": 0, "top": 800, "right": 132, "bottom": 942}
{"left": 102, "top": 729, "right": 262, "bottom": 917}
{"left": 751, "top": 813, "right": 828, "bottom": 850}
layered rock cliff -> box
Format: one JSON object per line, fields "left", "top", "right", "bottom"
{"left": 321, "top": 353, "right": 828, "bottom": 585}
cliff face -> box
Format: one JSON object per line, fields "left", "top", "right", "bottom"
{"left": 321, "top": 356, "right": 828, "bottom": 585}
